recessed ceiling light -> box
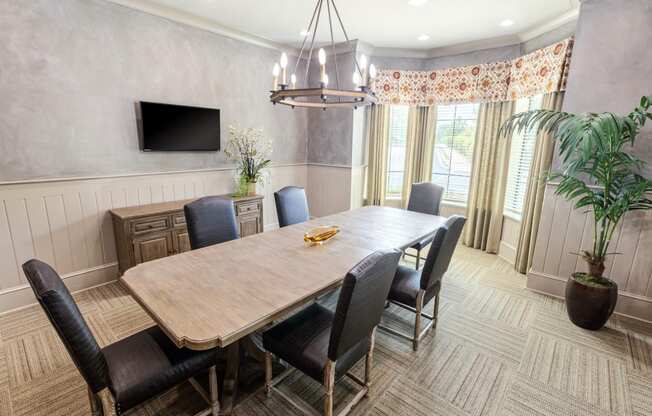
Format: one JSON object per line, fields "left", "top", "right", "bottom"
{"left": 408, "top": 0, "right": 428, "bottom": 6}
{"left": 300, "top": 29, "right": 311, "bottom": 36}
{"left": 417, "top": 34, "right": 430, "bottom": 41}
{"left": 500, "top": 19, "right": 515, "bottom": 27}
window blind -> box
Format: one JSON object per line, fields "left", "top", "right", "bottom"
{"left": 504, "top": 95, "right": 544, "bottom": 218}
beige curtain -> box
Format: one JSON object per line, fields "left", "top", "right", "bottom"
{"left": 365, "top": 105, "right": 390, "bottom": 206}
{"left": 401, "top": 106, "right": 437, "bottom": 207}
{"left": 515, "top": 92, "right": 565, "bottom": 273}
{"left": 464, "top": 101, "right": 515, "bottom": 252}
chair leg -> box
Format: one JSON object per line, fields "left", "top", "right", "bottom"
{"left": 415, "top": 249, "right": 421, "bottom": 270}
{"left": 364, "top": 328, "right": 376, "bottom": 395}
{"left": 413, "top": 291, "right": 425, "bottom": 351}
{"left": 324, "top": 360, "right": 336, "bottom": 416}
{"left": 265, "top": 351, "right": 273, "bottom": 397}
{"left": 88, "top": 388, "right": 101, "bottom": 416}
{"left": 432, "top": 293, "right": 440, "bottom": 332}
{"left": 97, "top": 388, "right": 118, "bottom": 416}
{"left": 209, "top": 365, "right": 220, "bottom": 416}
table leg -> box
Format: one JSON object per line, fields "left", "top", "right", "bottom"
{"left": 220, "top": 342, "right": 240, "bottom": 415}
{"left": 242, "top": 334, "right": 266, "bottom": 363}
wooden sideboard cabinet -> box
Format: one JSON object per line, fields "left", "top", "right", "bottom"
{"left": 110, "top": 194, "right": 264, "bottom": 275}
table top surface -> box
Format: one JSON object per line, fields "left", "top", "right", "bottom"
{"left": 120, "top": 206, "right": 446, "bottom": 350}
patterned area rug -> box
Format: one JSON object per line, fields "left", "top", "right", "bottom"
{"left": 1, "top": 245, "right": 651, "bottom": 416}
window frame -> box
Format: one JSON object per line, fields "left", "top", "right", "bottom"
{"left": 385, "top": 105, "right": 410, "bottom": 200}
{"left": 430, "top": 103, "right": 481, "bottom": 206}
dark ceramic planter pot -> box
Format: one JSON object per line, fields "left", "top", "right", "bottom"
{"left": 565, "top": 273, "right": 618, "bottom": 330}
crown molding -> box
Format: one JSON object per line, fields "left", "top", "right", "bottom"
{"left": 105, "top": 0, "right": 299, "bottom": 55}
{"left": 426, "top": 34, "right": 522, "bottom": 58}
{"left": 104, "top": 0, "right": 577, "bottom": 60}
{"left": 365, "top": 9, "right": 579, "bottom": 59}
{"left": 518, "top": 8, "right": 579, "bottom": 42}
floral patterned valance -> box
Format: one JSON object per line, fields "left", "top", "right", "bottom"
{"left": 371, "top": 38, "right": 573, "bottom": 106}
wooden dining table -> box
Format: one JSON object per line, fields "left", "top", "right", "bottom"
{"left": 120, "top": 205, "right": 446, "bottom": 412}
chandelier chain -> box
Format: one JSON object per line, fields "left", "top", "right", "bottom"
{"left": 326, "top": 0, "right": 341, "bottom": 95}
{"left": 292, "top": 0, "right": 321, "bottom": 81}
{"left": 303, "top": 0, "right": 324, "bottom": 87}
{"left": 330, "top": 0, "right": 363, "bottom": 77}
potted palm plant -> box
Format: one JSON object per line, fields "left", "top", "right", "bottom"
{"left": 501, "top": 96, "right": 652, "bottom": 330}
{"left": 224, "top": 125, "right": 272, "bottom": 196}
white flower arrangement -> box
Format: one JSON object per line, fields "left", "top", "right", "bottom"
{"left": 224, "top": 125, "right": 273, "bottom": 195}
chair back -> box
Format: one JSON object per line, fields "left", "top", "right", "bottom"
{"left": 274, "top": 186, "right": 309, "bottom": 227}
{"left": 22, "top": 259, "right": 108, "bottom": 393}
{"left": 328, "top": 249, "right": 402, "bottom": 361}
{"left": 407, "top": 182, "right": 443, "bottom": 215}
{"left": 184, "top": 196, "right": 239, "bottom": 249}
{"left": 419, "top": 215, "right": 466, "bottom": 291}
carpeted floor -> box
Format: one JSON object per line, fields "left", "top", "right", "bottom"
{"left": 1, "top": 245, "right": 651, "bottom": 416}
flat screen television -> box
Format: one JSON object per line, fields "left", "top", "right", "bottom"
{"left": 139, "top": 101, "right": 220, "bottom": 151}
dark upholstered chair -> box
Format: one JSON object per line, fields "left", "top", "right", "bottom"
{"left": 380, "top": 215, "right": 466, "bottom": 351}
{"left": 22, "top": 259, "right": 223, "bottom": 415}
{"left": 274, "top": 186, "right": 310, "bottom": 227}
{"left": 263, "top": 249, "right": 402, "bottom": 416}
{"left": 184, "top": 196, "right": 239, "bottom": 249}
{"left": 406, "top": 182, "right": 444, "bottom": 269}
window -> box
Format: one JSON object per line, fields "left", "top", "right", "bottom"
{"left": 504, "top": 94, "right": 544, "bottom": 218}
{"left": 431, "top": 103, "right": 480, "bottom": 204}
{"left": 386, "top": 106, "right": 409, "bottom": 199}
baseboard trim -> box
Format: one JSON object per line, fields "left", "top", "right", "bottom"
{"left": 0, "top": 263, "right": 119, "bottom": 314}
{"left": 527, "top": 270, "right": 652, "bottom": 324}
{"left": 498, "top": 241, "right": 517, "bottom": 265}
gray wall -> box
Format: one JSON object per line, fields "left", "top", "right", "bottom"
{"left": 558, "top": 0, "right": 652, "bottom": 175}
{"left": 0, "top": 0, "right": 308, "bottom": 182}
{"left": 520, "top": 21, "right": 577, "bottom": 54}
{"left": 423, "top": 44, "right": 521, "bottom": 69}
{"left": 307, "top": 51, "right": 358, "bottom": 166}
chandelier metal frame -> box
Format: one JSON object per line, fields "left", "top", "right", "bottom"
{"left": 269, "top": 0, "right": 377, "bottom": 110}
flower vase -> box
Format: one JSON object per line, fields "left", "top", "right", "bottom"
{"left": 247, "top": 181, "right": 257, "bottom": 196}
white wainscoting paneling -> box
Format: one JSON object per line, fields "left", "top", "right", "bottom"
{"left": 0, "top": 164, "right": 307, "bottom": 313}
{"left": 527, "top": 183, "right": 652, "bottom": 322}
{"left": 306, "top": 164, "right": 353, "bottom": 218}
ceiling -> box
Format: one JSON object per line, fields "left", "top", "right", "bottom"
{"left": 116, "top": 0, "right": 579, "bottom": 50}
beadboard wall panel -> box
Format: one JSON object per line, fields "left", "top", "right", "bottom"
{"left": 306, "top": 165, "right": 353, "bottom": 218}
{"left": 0, "top": 164, "right": 307, "bottom": 312}
{"left": 527, "top": 183, "right": 652, "bottom": 322}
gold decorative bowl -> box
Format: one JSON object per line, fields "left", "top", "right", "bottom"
{"left": 304, "top": 226, "right": 340, "bottom": 245}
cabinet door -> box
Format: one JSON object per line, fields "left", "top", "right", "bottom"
{"left": 174, "top": 229, "right": 192, "bottom": 253}
{"left": 133, "top": 232, "right": 173, "bottom": 264}
{"left": 238, "top": 214, "right": 260, "bottom": 238}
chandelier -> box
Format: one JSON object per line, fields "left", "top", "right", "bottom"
{"left": 270, "top": 0, "right": 378, "bottom": 110}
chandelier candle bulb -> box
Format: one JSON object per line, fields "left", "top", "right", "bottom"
{"left": 353, "top": 71, "right": 361, "bottom": 89}
{"left": 318, "top": 48, "right": 326, "bottom": 83}
{"left": 272, "top": 63, "right": 280, "bottom": 91}
{"left": 280, "top": 52, "right": 288, "bottom": 85}
{"left": 291, "top": 73, "right": 297, "bottom": 89}
{"left": 369, "top": 64, "right": 377, "bottom": 81}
